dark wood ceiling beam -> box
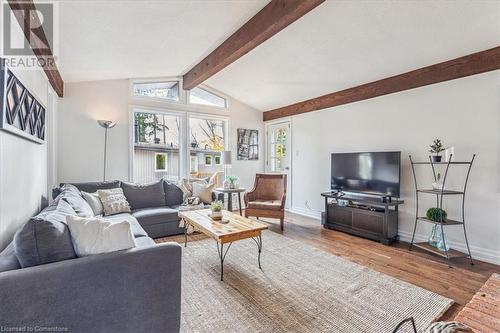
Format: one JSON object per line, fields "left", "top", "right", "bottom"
{"left": 263, "top": 46, "right": 500, "bottom": 121}
{"left": 7, "top": 0, "right": 64, "bottom": 97}
{"left": 183, "top": 0, "right": 325, "bottom": 90}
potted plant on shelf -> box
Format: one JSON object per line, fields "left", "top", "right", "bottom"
{"left": 429, "top": 139, "right": 445, "bottom": 162}
{"left": 224, "top": 175, "right": 239, "bottom": 189}
{"left": 210, "top": 200, "right": 223, "bottom": 221}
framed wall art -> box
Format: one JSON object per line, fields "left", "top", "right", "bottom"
{"left": 0, "top": 62, "right": 46, "bottom": 144}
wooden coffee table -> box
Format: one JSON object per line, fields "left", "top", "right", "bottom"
{"left": 179, "top": 209, "right": 268, "bottom": 281}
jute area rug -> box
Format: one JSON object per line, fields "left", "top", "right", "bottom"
{"left": 158, "top": 231, "right": 452, "bottom": 333}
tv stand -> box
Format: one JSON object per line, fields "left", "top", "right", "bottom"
{"left": 320, "top": 192, "right": 404, "bottom": 244}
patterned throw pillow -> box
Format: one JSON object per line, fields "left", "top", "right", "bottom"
{"left": 192, "top": 181, "right": 215, "bottom": 204}
{"left": 97, "top": 188, "right": 131, "bottom": 216}
{"left": 178, "top": 178, "right": 208, "bottom": 200}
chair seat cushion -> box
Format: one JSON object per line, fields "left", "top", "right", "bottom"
{"left": 246, "top": 199, "right": 282, "bottom": 210}
{"left": 132, "top": 207, "right": 179, "bottom": 227}
{"left": 105, "top": 213, "right": 148, "bottom": 237}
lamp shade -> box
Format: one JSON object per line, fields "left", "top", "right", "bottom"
{"left": 97, "top": 120, "right": 116, "bottom": 129}
{"left": 222, "top": 151, "right": 232, "bottom": 165}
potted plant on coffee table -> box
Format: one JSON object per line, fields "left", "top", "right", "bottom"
{"left": 429, "top": 139, "right": 445, "bottom": 162}
{"left": 210, "top": 200, "right": 223, "bottom": 221}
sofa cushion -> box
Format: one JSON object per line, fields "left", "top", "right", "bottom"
{"left": 0, "top": 242, "right": 21, "bottom": 272}
{"left": 105, "top": 213, "right": 148, "bottom": 238}
{"left": 132, "top": 207, "right": 179, "bottom": 227}
{"left": 14, "top": 199, "right": 77, "bottom": 268}
{"left": 134, "top": 236, "right": 156, "bottom": 247}
{"left": 122, "top": 180, "right": 166, "bottom": 210}
{"left": 62, "top": 180, "right": 121, "bottom": 194}
{"left": 164, "top": 181, "right": 184, "bottom": 207}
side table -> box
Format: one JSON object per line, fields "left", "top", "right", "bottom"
{"left": 214, "top": 188, "right": 246, "bottom": 216}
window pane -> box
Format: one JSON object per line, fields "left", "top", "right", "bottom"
{"left": 189, "top": 87, "right": 226, "bottom": 108}
{"left": 189, "top": 117, "right": 226, "bottom": 183}
{"left": 133, "top": 81, "right": 179, "bottom": 101}
{"left": 133, "top": 111, "right": 180, "bottom": 183}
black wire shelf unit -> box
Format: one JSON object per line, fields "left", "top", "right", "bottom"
{"left": 408, "top": 154, "right": 475, "bottom": 266}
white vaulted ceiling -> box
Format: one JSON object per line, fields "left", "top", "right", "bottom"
{"left": 57, "top": 0, "right": 269, "bottom": 82}
{"left": 56, "top": 0, "right": 500, "bottom": 111}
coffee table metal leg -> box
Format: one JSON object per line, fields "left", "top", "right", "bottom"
{"left": 252, "top": 235, "right": 263, "bottom": 270}
{"left": 216, "top": 242, "right": 232, "bottom": 281}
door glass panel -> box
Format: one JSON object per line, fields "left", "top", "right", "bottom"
{"left": 270, "top": 127, "right": 288, "bottom": 172}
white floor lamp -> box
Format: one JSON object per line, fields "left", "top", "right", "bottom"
{"left": 97, "top": 120, "right": 116, "bottom": 181}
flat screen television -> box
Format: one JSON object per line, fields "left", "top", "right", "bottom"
{"left": 331, "top": 151, "right": 401, "bottom": 197}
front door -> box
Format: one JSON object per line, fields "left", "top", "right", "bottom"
{"left": 266, "top": 121, "right": 291, "bottom": 208}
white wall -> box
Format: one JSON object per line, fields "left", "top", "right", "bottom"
{"left": 288, "top": 71, "right": 500, "bottom": 264}
{"left": 0, "top": 68, "right": 56, "bottom": 250}
{"left": 57, "top": 80, "right": 265, "bottom": 191}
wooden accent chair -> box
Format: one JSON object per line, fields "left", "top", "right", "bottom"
{"left": 244, "top": 173, "right": 287, "bottom": 230}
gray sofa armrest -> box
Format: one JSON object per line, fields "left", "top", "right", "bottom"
{"left": 0, "top": 242, "right": 182, "bottom": 333}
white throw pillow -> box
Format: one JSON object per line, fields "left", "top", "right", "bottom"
{"left": 97, "top": 188, "right": 131, "bottom": 216}
{"left": 192, "top": 181, "right": 215, "bottom": 204}
{"left": 81, "top": 191, "right": 104, "bottom": 216}
{"left": 66, "top": 215, "right": 136, "bottom": 257}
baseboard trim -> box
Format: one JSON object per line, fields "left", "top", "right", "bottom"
{"left": 287, "top": 206, "right": 321, "bottom": 220}
{"left": 288, "top": 206, "right": 499, "bottom": 265}
{"left": 398, "top": 230, "right": 500, "bottom": 265}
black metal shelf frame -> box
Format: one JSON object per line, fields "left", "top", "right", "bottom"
{"left": 408, "top": 154, "right": 475, "bottom": 266}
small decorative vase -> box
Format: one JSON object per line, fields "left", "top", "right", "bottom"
{"left": 223, "top": 179, "right": 231, "bottom": 189}
{"left": 211, "top": 210, "right": 222, "bottom": 221}
{"left": 436, "top": 233, "right": 450, "bottom": 252}
{"left": 428, "top": 225, "right": 440, "bottom": 247}
{"left": 431, "top": 155, "right": 442, "bottom": 163}
{"left": 432, "top": 181, "right": 444, "bottom": 191}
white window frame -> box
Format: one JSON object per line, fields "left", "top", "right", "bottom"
{"left": 128, "top": 107, "right": 230, "bottom": 182}
{"left": 130, "top": 77, "right": 185, "bottom": 105}
{"left": 187, "top": 84, "right": 229, "bottom": 110}
{"left": 154, "top": 153, "right": 168, "bottom": 172}
{"left": 129, "top": 106, "right": 186, "bottom": 182}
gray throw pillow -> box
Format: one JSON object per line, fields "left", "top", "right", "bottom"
{"left": 164, "top": 181, "right": 184, "bottom": 207}
{"left": 62, "top": 192, "right": 94, "bottom": 217}
{"left": 13, "top": 199, "right": 77, "bottom": 268}
{"left": 121, "top": 180, "right": 166, "bottom": 210}
{"left": 81, "top": 191, "right": 104, "bottom": 216}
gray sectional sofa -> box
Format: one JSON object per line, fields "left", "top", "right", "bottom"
{"left": 0, "top": 179, "right": 200, "bottom": 333}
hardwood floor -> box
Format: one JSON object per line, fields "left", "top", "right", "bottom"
{"left": 164, "top": 210, "right": 499, "bottom": 321}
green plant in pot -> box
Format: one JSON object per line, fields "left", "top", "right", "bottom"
{"left": 224, "top": 175, "right": 239, "bottom": 189}
{"left": 429, "top": 139, "right": 445, "bottom": 162}
{"left": 426, "top": 207, "right": 447, "bottom": 222}
{"left": 210, "top": 200, "right": 223, "bottom": 221}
